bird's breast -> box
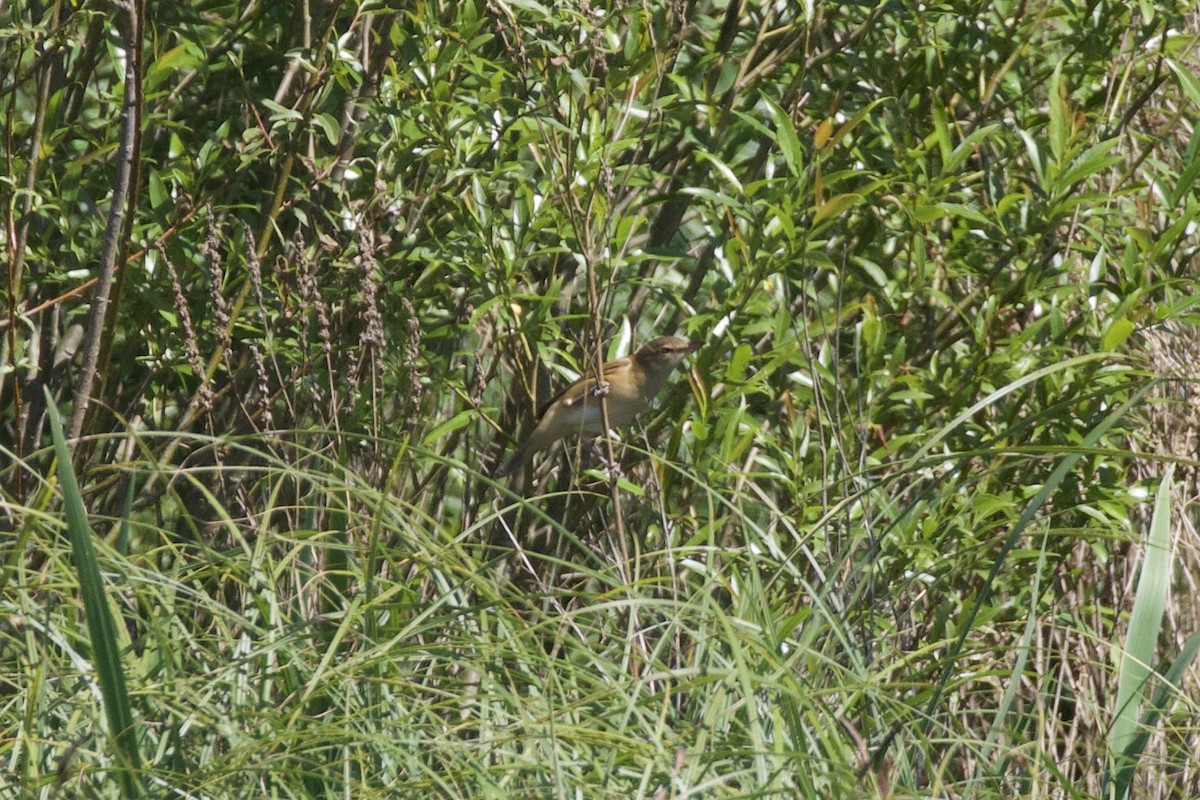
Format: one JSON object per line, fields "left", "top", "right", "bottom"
{"left": 581, "top": 374, "right": 656, "bottom": 431}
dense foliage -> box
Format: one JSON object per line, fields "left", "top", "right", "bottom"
{"left": 3, "top": 0, "right": 1199, "bottom": 797}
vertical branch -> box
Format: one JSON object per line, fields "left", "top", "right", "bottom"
{"left": 67, "top": 1, "right": 143, "bottom": 443}
{"left": 5, "top": 4, "right": 64, "bottom": 489}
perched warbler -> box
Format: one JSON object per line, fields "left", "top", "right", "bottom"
{"left": 496, "top": 336, "right": 701, "bottom": 477}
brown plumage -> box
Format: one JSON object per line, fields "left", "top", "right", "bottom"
{"left": 495, "top": 336, "right": 701, "bottom": 477}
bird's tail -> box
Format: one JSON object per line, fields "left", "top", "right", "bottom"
{"left": 494, "top": 439, "right": 532, "bottom": 478}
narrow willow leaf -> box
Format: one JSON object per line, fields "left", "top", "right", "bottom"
{"left": 813, "top": 117, "right": 833, "bottom": 150}
{"left": 1166, "top": 58, "right": 1200, "bottom": 111}
{"left": 812, "top": 193, "right": 861, "bottom": 226}
{"left": 937, "top": 202, "right": 991, "bottom": 226}
{"left": 1057, "top": 138, "right": 1121, "bottom": 189}
{"left": 1102, "top": 317, "right": 1135, "bottom": 352}
{"left": 765, "top": 100, "right": 804, "bottom": 177}
{"left": 1048, "top": 63, "right": 1068, "bottom": 163}
{"left": 931, "top": 102, "right": 952, "bottom": 166}
{"left": 829, "top": 98, "right": 890, "bottom": 149}
{"left": 695, "top": 150, "right": 743, "bottom": 194}
{"left": 421, "top": 409, "right": 477, "bottom": 446}
{"left": 944, "top": 123, "right": 1001, "bottom": 175}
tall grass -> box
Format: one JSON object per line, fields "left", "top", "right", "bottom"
{"left": 5, "top": 412, "right": 1196, "bottom": 798}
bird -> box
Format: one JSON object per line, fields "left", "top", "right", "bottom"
{"left": 495, "top": 336, "right": 701, "bottom": 478}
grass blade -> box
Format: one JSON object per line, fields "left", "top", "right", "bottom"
{"left": 45, "top": 388, "right": 144, "bottom": 797}
{"left": 1105, "top": 464, "right": 1175, "bottom": 799}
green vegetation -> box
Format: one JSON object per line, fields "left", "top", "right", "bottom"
{"left": 3, "top": 0, "right": 1199, "bottom": 797}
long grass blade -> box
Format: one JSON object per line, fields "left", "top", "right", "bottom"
{"left": 45, "top": 389, "right": 144, "bottom": 797}
{"left": 1104, "top": 465, "right": 1175, "bottom": 800}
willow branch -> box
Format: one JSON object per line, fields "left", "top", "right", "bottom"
{"left": 67, "top": 3, "right": 142, "bottom": 441}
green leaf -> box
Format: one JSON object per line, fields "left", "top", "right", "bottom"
{"left": 422, "top": 409, "right": 478, "bottom": 446}
{"left": 616, "top": 476, "right": 645, "bottom": 496}
{"left": 1149, "top": 201, "right": 1200, "bottom": 261}
{"left": 944, "top": 123, "right": 1001, "bottom": 175}
{"left": 1016, "top": 127, "right": 1045, "bottom": 186}
{"left": 726, "top": 343, "right": 752, "bottom": 383}
{"left": 1048, "top": 63, "right": 1069, "bottom": 163}
{"left": 148, "top": 171, "right": 167, "bottom": 209}
{"left": 1166, "top": 58, "right": 1200, "bottom": 111}
{"left": 695, "top": 150, "right": 743, "bottom": 195}
{"left": 889, "top": 388, "right": 935, "bottom": 402}
{"left": 145, "top": 41, "right": 202, "bottom": 91}
{"left": 1101, "top": 317, "right": 1134, "bottom": 351}
{"left": 913, "top": 205, "right": 945, "bottom": 223}
{"left": 1107, "top": 466, "right": 1175, "bottom": 799}
{"left": 931, "top": 102, "right": 953, "bottom": 166}
{"left": 1168, "top": 155, "right": 1200, "bottom": 206}
{"left": 45, "top": 389, "right": 144, "bottom": 797}
{"left": 260, "top": 98, "right": 303, "bottom": 122}
{"left": 312, "top": 113, "right": 341, "bottom": 146}
{"left": 765, "top": 100, "right": 805, "bottom": 177}
{"left": 937, "top": 202, "right": 991, "bottom": 226}
{"left": 1057, "top": 138, "right": 1121, "bottom": 189}
{"left": 908, "top": 353, "right": 1118, "bottom": 466}
{"left": 812, "top": 193, "right": 861, "bottom": 226}
{"left": 829, "top": 98, "right": 890, "bottom": 149}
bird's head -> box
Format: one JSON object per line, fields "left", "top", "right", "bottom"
{"left": 635, "top": 336, "right": 701, "bottom": 370}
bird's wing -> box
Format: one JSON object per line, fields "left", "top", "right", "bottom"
{"left": 536, "top": 356, "right": 632, "bottom": 416}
